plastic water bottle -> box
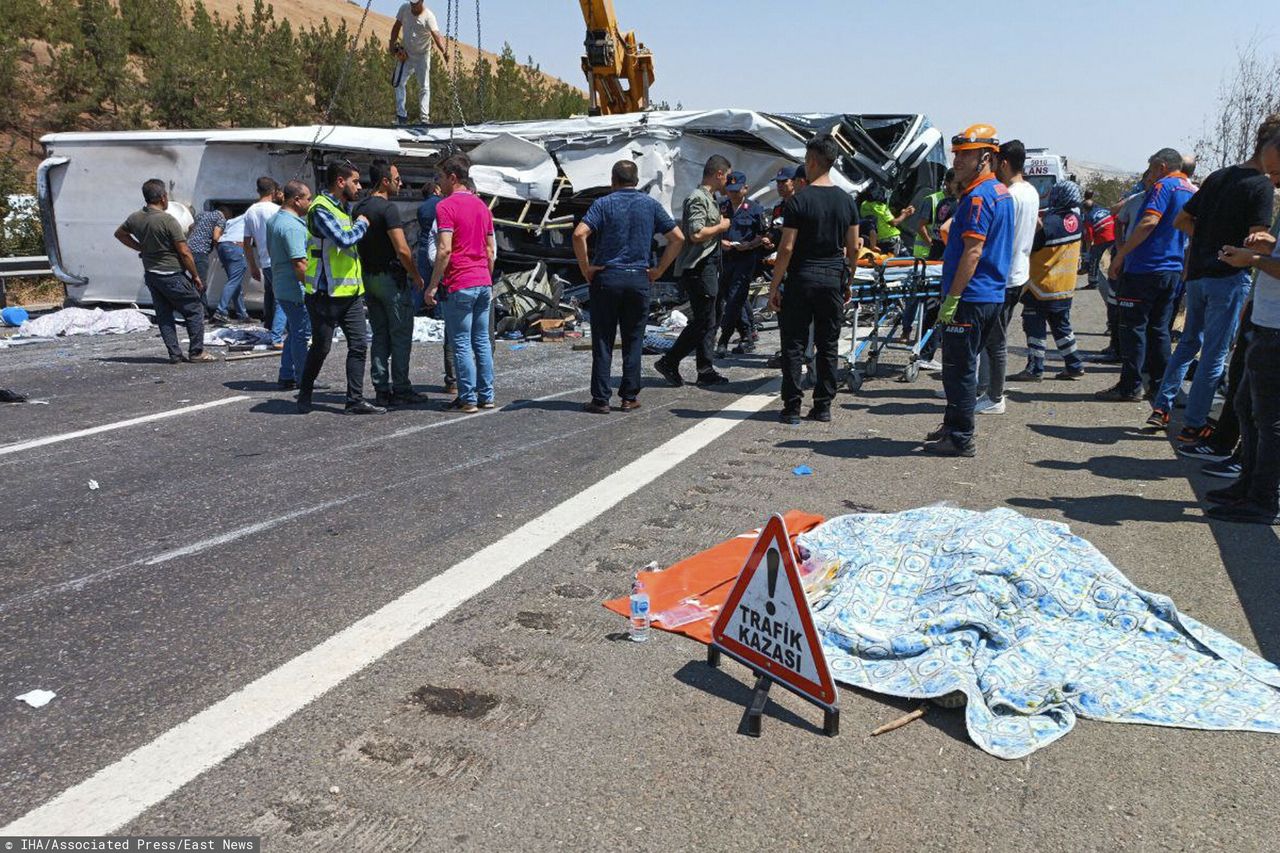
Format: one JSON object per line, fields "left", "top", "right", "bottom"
{"left": 629, "top": 577, "right": 651, "bottom": 642}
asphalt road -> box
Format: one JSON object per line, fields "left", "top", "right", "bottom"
{"left": 2, "top": 289, "right": 1279, "bottom": 851}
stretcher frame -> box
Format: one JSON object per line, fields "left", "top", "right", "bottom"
{"left": 841, "top": 258, "right": 942, "bottom": 393}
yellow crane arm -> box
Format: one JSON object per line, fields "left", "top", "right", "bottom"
{"left": 578, "top": 0, "right": 655, "bottom": 115}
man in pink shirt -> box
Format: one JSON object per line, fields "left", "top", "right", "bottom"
{"left": 426, "top": 156, "right": 496, "bottom": 413}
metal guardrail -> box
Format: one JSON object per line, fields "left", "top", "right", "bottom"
{"left": 0, "top": 256, "right": 54, "bottom": 278}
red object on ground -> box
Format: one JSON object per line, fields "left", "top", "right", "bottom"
{"left": 602, "top": 511, "right": 826, "bottom": 645}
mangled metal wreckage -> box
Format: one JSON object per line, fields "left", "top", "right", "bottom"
{"left": 39, "top": 110, "right": 944, "bottom": 309}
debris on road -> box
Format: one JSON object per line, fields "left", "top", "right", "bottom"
{"left": 793, "top": 465, "right": 813, "bottom": 476}
{"left": 1, "top": 389, "right": 30, "bottom": 403}
{"left": 87, "top": 479, "right": 99, "bottom": 491}
{"left": 203, "top": 327, "right": 273, "bottom": 348}
{"left": 872, "top": 706, "right": 927, "bottom": 736}
{"left": 15, "top": 689, "right": 57, "bottom": 708}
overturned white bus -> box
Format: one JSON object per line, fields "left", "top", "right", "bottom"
{"left": 38, "top": 110, "right": 944, "bottom": 309}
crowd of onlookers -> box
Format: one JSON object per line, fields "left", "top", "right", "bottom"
{"left": 113, "top": 111, "right": 1280, "bottom": 525}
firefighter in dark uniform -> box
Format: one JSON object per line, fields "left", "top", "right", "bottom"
{"left": 716, "top": 171, "right": 770, "bottom": 356}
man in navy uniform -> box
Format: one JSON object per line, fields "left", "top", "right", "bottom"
{"left": 716, "top": 171, "right": 770, "bottom": 356}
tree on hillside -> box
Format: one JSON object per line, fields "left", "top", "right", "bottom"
{"left": 22, "top": 0, "right": 587, "bottom": 134}
{"left": 51, "top": 0, "right": 140, "bottom": 126}
{"left": 1082, "top": 174, "right": 1140, "bottom": 209}
{"left": 119, "top": 0, "right": 179, "bottom": 57}
{"left": 143, "top": 1, "right": 226, "bottom": 128}
{"left": 1193, "top": 39, "right": 1280, "bottom": 172}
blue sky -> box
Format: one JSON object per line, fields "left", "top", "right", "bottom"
{"left": 369, "top": 0, "right": 1277, "bottom": 171}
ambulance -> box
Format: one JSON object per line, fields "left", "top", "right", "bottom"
{"left": 1024, "top": 148, "right": 1069, "bottom": 209}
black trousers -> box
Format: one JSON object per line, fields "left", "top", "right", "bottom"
{"left": 717, "top": 258, "right": 756, "bottom": 347}
{"left": 780, "top": 271, "right": 844, "bottom": 410}
{"left": 665, "top": 258, "right": 719, "bottom": 375}
{"left": 941, "top": 300, "right": 1003, "bottom": 447}
{"left": 589, "top": 269, "right": 650, "bottom": 403}
{"left": 144, "top": 270, "right": 205, "bottom": 359}
{"left": 1234, "top": 326, "right": 1280, "bottom": 511}
{"left": 1212, "top": 305, "right": 1252, "bottom": 454}
{"left": 977, "top": 287, "right": 1022, "bottom": 400}
{"left": 1117, "top": 270, "right": 1179, "bottom": 395}
{"left": 301, "top": 292, "right": 368, "bottom": 406}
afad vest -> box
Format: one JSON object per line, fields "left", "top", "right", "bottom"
{"left": 305, "top": 193, "right": 364, "bottom": 297}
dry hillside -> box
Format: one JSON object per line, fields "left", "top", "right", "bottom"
{"left": 203, "top": 0, "right": 581, "bottom": 94}
{"left": 1, "top": 0, "right": 584, "bottom": 181}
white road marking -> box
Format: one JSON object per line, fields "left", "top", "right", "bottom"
{"left": 379, "top": 385, "right": 589, "bottom": 442}
{"left": 0, "top": 385, "right": 599, "bottom": 615}
{"left": 0, "top": 397, "right": 251, "bottom": 457}
{"left": 2, "top": 377, "right": 779, "bottom": 836}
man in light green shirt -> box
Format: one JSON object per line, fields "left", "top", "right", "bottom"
{"left": 656, "top": 155, "right": 733, "bottom": 387}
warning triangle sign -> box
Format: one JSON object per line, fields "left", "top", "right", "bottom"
{"left": 711, "top": 514, "right": 837, "bottom": 708}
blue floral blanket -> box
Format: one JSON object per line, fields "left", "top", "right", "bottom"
{"left": 799, "top": 507, "right": 1280, "bottom": 758}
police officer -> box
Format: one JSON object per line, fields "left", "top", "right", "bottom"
{"left": 766, "top": 167, "right": 794, "bottom": 250}
{"left": 716, "top": 171, "right": 769, "bottom": 356}
{"left": 923, "top": 124, "right": 1015, "bottom": 456}
{"left": 297, "top": 161, "right": 383, "bottom": 415}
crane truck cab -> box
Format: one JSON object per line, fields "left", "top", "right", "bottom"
{"left": 1024, "top": 148, "right": 1068, "bottom": 209}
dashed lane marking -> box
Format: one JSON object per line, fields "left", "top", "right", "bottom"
{"left": 0, "top": 396, "right": 252, "bottom": 457}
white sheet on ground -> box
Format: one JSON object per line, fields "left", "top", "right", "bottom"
{"left": 16, "top": 307, "right": 151, "bottom": 338}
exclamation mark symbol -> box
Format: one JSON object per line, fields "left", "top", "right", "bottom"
{"left": 765, "top": 548, "right": 779, "bottom": 616}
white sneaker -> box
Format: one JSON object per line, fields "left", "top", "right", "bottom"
{"left": 975, "top": 395, "right": 1006, "bottom": 415}
{"left": 917, "top": 358, "right": 943, "bottom": 372}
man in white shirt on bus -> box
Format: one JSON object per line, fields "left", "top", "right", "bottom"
{"left": 388, "top": 0, "right": 449, "bottom": 125}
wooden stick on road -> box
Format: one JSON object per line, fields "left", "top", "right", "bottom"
{"left": 871, "top": 705, "right": 927, "bottom": 736}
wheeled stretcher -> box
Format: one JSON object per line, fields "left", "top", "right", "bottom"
{"left": 841, "top": 258, "right": 944, "bottom": 393}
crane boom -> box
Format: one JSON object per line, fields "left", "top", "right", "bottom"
{"left": 578, "top": 0, "right": 655, "bottom": 115}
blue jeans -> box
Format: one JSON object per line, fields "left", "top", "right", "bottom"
{"left": 1117, "top": 270, "right": 1180, "bottom": 396}
{"left": 1152, "top": 272, "right": 1251, "bottom": 424}
{"left": 442, "top": 286, "right": 494, "bottom": 404}
{"left": 276, "top": 298, "right": 311, "bottom": 383}
{"left": 262, "top": 267, "right": 288, "bottom": 344}
{"left": 413, "top": 248, "right": 434, "bottom": 313}
{"left": 941, "top": 300, "right": 1002, "bottom": 448}
{"left": 215, "top": 242, "right": 248, "bottom": 317}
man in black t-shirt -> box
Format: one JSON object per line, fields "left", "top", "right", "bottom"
{"left": 1149, "top": 118, "right": 1277, "bottom": 447}
{"left": 767, "top": 135, "right": 860, "bottom": 424}
{"left": 353, "top": 159, "right": 428, "bottom": 407}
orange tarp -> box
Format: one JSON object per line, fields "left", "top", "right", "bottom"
{"left": 602, "top": 511, "right": 826, "bottom": 645}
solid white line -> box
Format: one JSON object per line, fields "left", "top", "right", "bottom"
{"left": 0, "top": 397, "right": 252, "bottom": 457}
{"left": 3, "top": 377, "right": 780, "bottom": 837}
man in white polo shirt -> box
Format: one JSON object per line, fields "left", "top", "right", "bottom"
{"left": 388, "top": 0, "right": 449, "bottom": 125}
